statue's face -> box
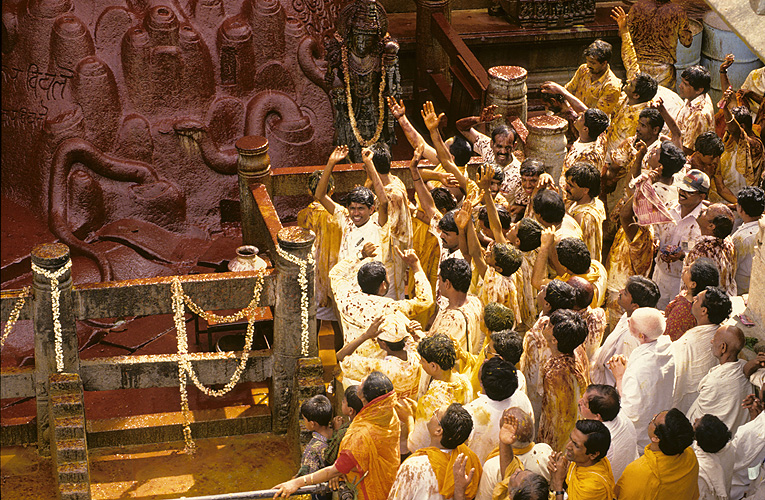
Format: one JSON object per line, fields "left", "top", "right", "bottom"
{"left": 349, "top": 31, "right": 376, "bottom": 57}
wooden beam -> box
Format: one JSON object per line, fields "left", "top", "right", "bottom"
{"left": 431, "top": 12, "right": 489, "bottom": 90}
{"left": 0, "top": 367, "right": 35, "bottom": 399}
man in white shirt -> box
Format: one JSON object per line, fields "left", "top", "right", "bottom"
{"left": 693, "top": 414, "right": 735, "bottom": 500}
{"left": 731, "top": 186, "right": 764, "bottom": 294}
{"left": 730, "top": 385, "right": 765, "bottom": 499}
{"left": 651, "top": 168, "right": 708, "bottom": 309}
{"left": 687, "top": 325, "right": 752, "bottom": 435}
{"left": 578, "top": 383, "right": 639, "bottom": 481}
{"left": 608, "top": 307, "right": 675, "bottom": 453}
{"left": 672, "top": 286, "right": 732, "bottom": 414}
{"left": 465, "top": 357, "right": 533, "bottom": 463}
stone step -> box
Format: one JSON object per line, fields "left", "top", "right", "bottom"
{"left": 55, "top": 437, "right": 88, "bottom": 465}
{"left": 49, "top": 373, "right": 83, "bottom": 397}
{"left": 50, "top": 393, "right": 84, "bottom": 417}
{"left": 57, "top": 460, "right": 90, "bottom": 485}
{"left": 296, "top": 356, "right": 325, "bottom": 379}
{"left": 53, "top": 415, "right": 86, "bottom": 441}
{"left": 58, "top": 481, "right": 90, "bottom": 500}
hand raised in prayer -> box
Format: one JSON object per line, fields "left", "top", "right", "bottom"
{"left": 547, "top": 451, "right": 569, "bottom": 491}
{"left": 610, "top": 6, "right": 628, "bottom": 33}
{"left": 499, "top": 409, "right": 520, "bottom": 445}
{"left": 361, "top": 242, "right": 378, "bottom": 259}
{"left": 329, "top": 145, "right": 349, "bottom": 165}
{"left": 394, "top": 245, "right": 421, "bottom": 269}
{"left": 607, "top": 354, "right": 628, "bottom": 380}
{"left": 479, "top": 105, "right": 502, "bottom": 124}
{"left": 452, "top": 453, "right": 475, "bottom": 500}
{"left": 387, "top": 97, "right": 406, "bottom": 120}
{"left": 421, "top": 101, "right": 445, "bottom": 132}
{"left": 272, "top": 478, "right": 301, "bottom": 498}
{"left": 742, "top": 393, "right": 763, "bottom": 419}
{"left": 540, "top": 227, "right": 556, "bottom": 249}
{"left": 720, "top": 53, "right": 735, "bottom": 72}
{"left": 454, "top": 200, "right": 473, "bottom": 231}
{"left": 332, "top": 415, "right": 345, "bottom": 431}
{"left": 475, "top": 164, "right": 493, "bottom": 192}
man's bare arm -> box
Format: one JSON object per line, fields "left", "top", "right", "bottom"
{"left": 477, "top": 167, "right": 508, "bottom": 245}
{"left": 422, "top": 101, "right": 469, "bottom": 192}
{"left": 315, "top": 145, "right": 349, "bottom": 215}
{"left": 455, "top": 105, "right": 502, "bottom": 144}
{"left": 361, "top": 148, "right": 389, "bottom": 227}
{"left": 388, "top": 97, "right": 439, "bottom": 164}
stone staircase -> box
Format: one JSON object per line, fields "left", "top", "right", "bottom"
{"left": 49, "top": 373, "right": 91, "bottom": 500}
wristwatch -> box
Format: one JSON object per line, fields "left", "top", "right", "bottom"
{"left": 554, "top": 491, "right": 565, "bottom": 497}
{"left": 357, "top": 249, "right": 365, "bottom": 260}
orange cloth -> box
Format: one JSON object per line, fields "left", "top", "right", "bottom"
{"left": 491, "top": 456, "right": 525, "bottom": 500}
{"left": 412, "top": 443, "right": 483, "bottom": 499}
{"left": 337, "top": 391, "right": 401, "bottom": 500}
{"left": 566, "top": 458, "right": 616, "bottom": 500}
{"left": 485, "top": 442, "right": 535, "bottom": 462}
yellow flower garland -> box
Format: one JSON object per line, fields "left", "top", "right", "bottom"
{"left": 341, "top": 43, "right": 387, "bottom": 148}
{"left": 0, "top": 286, "right": 31, "bottom": 350}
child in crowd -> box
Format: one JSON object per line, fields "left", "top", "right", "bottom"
{"left": 297, "top": 394, "right": 334, "bottom": 500}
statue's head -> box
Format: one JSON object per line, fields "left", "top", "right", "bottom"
{"left": 337, "top": 0, "right": 388, "bottom": 57}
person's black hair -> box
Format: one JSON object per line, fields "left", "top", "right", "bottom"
{"left": 492, "top": 243, "right": 523, "bottom": 277}
{"left": 625, "top": 276, "right": 660, "bottom": 308}
{"left": 710, "top": 211, "right": 734, "bottom": 239}
{"left": 695, "top": 131, "right": 725, "bottom": 157}
{"left": 737, "top": 186, "right": 765, "bottom": 218}
{"left": 440, "top": 258, "right": 472, "bottom": 293}
{"left": 701, "top": 286, "right": 732, "bottom": 325}
{"left": 438, "top": 209, "right": 459, "bottom": 234}
{"left": 357, "top": 261, "right": 387, "bottom": 295}
{"left": 544, "top": 279, "right": 577, "bottom": 312}
{"left": 479, "top": 205, "right": 512, "bottom": 230}
{"left": 308, "top": 170, "right": 334, "bottom": 196}
{"left": 361, "top": 371, "right": 394, "bottom": 402}
{"left": 689, "top": 258, "right": 719, "bottom": 297}
{"left": 491, "top": 329, "right": 524, "bottom": 364}
{"left": 632, "top": 72, "right": 659, "bottom": 103}
{"left": 512, "top": 474, "right": 550, "bottom": 500}
{"left": 432, "top": 187, "right": 458, "bottom": 214}
{"left": 520, "top": 159, "right": 545, "bottom": 177}
{"left": 583, "top": 108, "right": 609, "bottom": 138}
{"left": 380, "top": 338, "right": 407, "bottom": 352}
{"left": 492, "top": 124, "right": 516, "bottom": 144}
{"left": 301, "top": 394, "right": 333, "bottom": 426}
{"left": 369, "top": 142, "right": 392, "bottom": 175}
{"left": 492, "top": 165, "right": 505, "bottom": 183}
{"left": 584, "top": 39, "right": 612, "bottom": 64}
{"left": 556, "top": 238, "right": 591, "bottom": 275}
{"left": 484, "top": 302, "right": 515, "bottom": 332}
{"left": 417, "top": 333, "right": 457, "bottom": 371}
{"left": 533, "top": 189, "right": 565, "bottom": 225}
{"left": 731, "top": 106, "right": 753, "bottom": 130}
{"left": 694, "top": 414, "right": 731, "bottom": 454}
{"left": 654, "top": 408, "right": 695, "bottom": 456}
{"left": 585, "top": 384, "right": 620, "bottom": 422}
{"left": 549, "top": 308, "right": 588, "bottom": 354}
{"left": 344, "top": 385, "right": 363, "bottom": 414}
{"left": 575, "top": 419, "right": 611, "bottom": 462}
{"left": 639, "top": 107, "right": 664, "bottom": 131}
{"left": 481, "top": 357, "right": 519, "bottom": 401}
{"left": 346, "top": 186, "right": 375, "bottom": 208}
{"left": 517, "top": 217, "right": 543, "bottom": 252}
{"left": 450, "top": 135, "right": 473, "bottom": 167}
{"left": 440, "top": 403, "right": 474, "bottom": 449}
{"left": 565, "top": 162, "right": 601, "bottom": 198}
{"left": 659, "top": 141, "right": 686, "bottom": 178}
{"left": 681, "top": 65, "right": 711, "bottom": 93}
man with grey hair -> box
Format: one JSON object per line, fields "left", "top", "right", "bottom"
{"left": 608, "top": 307, "right": 675, "bottom": 453}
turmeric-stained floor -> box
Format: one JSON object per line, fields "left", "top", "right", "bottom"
{"left": 1, "top": 432, "right": 300, "bottom": 500}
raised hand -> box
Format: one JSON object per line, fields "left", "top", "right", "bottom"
{"left": 453, "top": 453, "right": 475, "bottom": 497}
{"left": 329, "top": 145, "right": 349, "bottom": 164}
{"left": 479, "top": 105, "right": 502, "bottom": 123}
{"left": 547, "top": 452, "right": 568, "bottom": 491}
{"left": 610, "top": 6, "right": 628, "bottom": 33}
{"left": 476, "top": 164, "right": 493, "bottom": 191}
{"left": 649, "top": 96, "right": 665, "bottom": 112}
{"left": 499, "top": 409, "right": 519, "bottom": 445}
{"left": 720, "top": 53, "right": 735, "bottom": 72}
{"left": 421, "top": 101, "right": 445, "bottom": 132}
{"left": 454, "top": 201, "right": 472, "bottom": 231}
{"left": 387, "top": 97, "right": 406, "bottom": 120}
{"left": 540, "top": 226, "right": 556, "bottom": 249}
{"left": 363, "top": 315, "right": 385, "bottom": 339}
{"left": 438, "top": 172, "right": 459, "bottom": 188}
{"left": 361, "top": 147, "right": 374, "bottom": 165}
{"left": 541, "top": 81, "right": 565, "bottom": 95}
{"left": 607, "top": 354, "right": 628, "bottom": 379}
{"left": 394, "top": 245, "right": 421, "bottom": 268}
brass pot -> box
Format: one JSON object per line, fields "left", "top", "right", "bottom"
{"left": 228, "top": 245, "right": 267, "bottom": 272}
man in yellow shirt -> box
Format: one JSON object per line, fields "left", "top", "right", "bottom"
{"left": 615, "top": 408, "right": 700, "bottom": 499}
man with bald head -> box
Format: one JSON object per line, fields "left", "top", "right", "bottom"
{"left": 608, "top": 308, "right": 675, "bottom": 453}
{"left": 567, "top": 276, "right": 607, "bottom": 362}
{"left": 687, "top": 325, "right": 751, "bottom": 434}
{"left": 475, "top": 407, "right": 553, "bottom": 500}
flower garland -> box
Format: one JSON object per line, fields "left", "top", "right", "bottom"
{"left": 171, "top": 275, "right": 264, "bottom": 453}
{"left": 31, "top": 261, "right": 72, "bottom": 372}
{"left": 341, "top": 43, "right": 387, "bottom": 148}
{"left": 0, "top": 286, "right": 31, "bottom": 350}
{"left": 275, "top": 247, "right": 313, "bottom": 356}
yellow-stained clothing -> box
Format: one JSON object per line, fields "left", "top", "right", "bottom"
{"left": 407, "top": 375, "right": 473, "bottom": 454}
{"left": 427, "top": 162, "right": 480, "bottom": 200}
{"left": 519, "top": 316, "right": 551, "bottom": 426}
{"left": 297, "top": 201, "right": 342, "bottom": 311}
{"left": 491, "top": 456, "right": 525, "bottom": 500}
{"left": 565, "top": 64, "right": 623, "bottom": 117}
{"left": 615, "top": 445, "right": 700, "bottom": 500}
{"left": 675, "top": 94, "right": 715, "bottom": 152}
{"left": 538, "top": 353, "right": 589, "bottom": 453}
{"left": 513, "top": 250, "right": 539, "bottom": 331}
{"left": 715, "top": 131, "right": 764, "bottom": 203}
{"left": 562, "top": 136, "right": 607, "bottom": 188}
{"left": 604, "top": 225, "right": 656, "bottom": 327}
{"left": 566, "top": 458, "right": 616, "bottom": 500}
{"left": 429, "top": 295, "right": 485, "bottom": 356}
{"left": 568, "top": 198, "right": 607, "bottom": 263}
{"left": 381, "top": 175, "right": 414, "bottom": 300}
{"left": 559, "top": 260, "right": 608, "bottom": 308}
{"left": 477, "top": 267, "right": 522, "bottom": 336}
{"left": 408, "top": 444, "right": 483, "bottom": 499}
{"left": 336, "top": 392, "right": 401, "bottom": 500}
{"left": 409, "top": 214, "right": 441, "bottom": 327}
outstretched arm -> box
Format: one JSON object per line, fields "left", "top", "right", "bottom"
{"left": 388, "top": 97, "right": 439, "bottom": 165}
{"left": 361, "top": 147, "right": 389, "bottom": 227}
{"left": 477, "top": 166, "right": 508, "bottom": 245}
{"left": 408, "top": 144, "right": 439, "bottom": 219}
{"left": 542, "top": 81, "right": 587, "bottom": 114}
{"left": 336, "top": 316, "right": 384, "bottom": 362}
{"left": 612, "top": 6, "right": 640, "bottom": 80}
{"left": 651, "top": 97, "right": 682, "bottom": 149}
{"left": 422, "top": 101, "right": 469, "bottom": 192}
{"left": 454, "top": 201, "right": 475, "bottom": 268}
{"left": 498, "top": 410, "right": 519, "bottom": 478}
{"left": 315, "top": 146, "right": 348, "bottom": 215}
{"left": 531, "top": 227, "right": 556, "bottom": 289}
{"left": 455, "top": 105, "right": 502, "bottom": 144}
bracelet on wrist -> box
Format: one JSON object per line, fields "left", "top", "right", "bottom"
{"left": 412, "top": 177, "right": 422, "bottom": 182}
{"left": 720, "top": 70, "right": 727, "bottom": 74}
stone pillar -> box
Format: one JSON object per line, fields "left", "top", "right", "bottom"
{"left": 31, "top": 243, "right": 79, "bottom": 456}
{"left": 525, "top": 115, "right": 569, "bottom": 185}
{"left": 271, "top": 227, "right": 316, "bottom": 434}
{"left": 236, "top": 135, "right": 271, "bottom": 247}
{"left": 485, "top": 66, "right": 528, "bottom": 126}
{"left": 414, "top": 0, "right": 452, "bottom": 98}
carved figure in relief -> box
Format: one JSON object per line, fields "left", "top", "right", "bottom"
{"left": 324, "top": 0, "right": 401, "bottom": 162}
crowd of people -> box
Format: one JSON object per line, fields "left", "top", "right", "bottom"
{"left": 272, "top": 2, "right": 765, "bottom": 499}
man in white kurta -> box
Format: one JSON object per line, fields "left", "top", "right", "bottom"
{"left": 609, "top": 308, "right": 675, "bottom": 453}
{"left": 591, "top": 312, "right": 638, "bottom": 386}
{"left": 730, "top": 389, "right": 765, "bottom": 500}
{"left": 687, "top": 325, "right": 752, "bottom": 435}
{"left": 673, "top": 287, "right": 731, "bottom": 414}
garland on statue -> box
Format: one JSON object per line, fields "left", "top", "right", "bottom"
{"left": 171, "top": 275, "right": 264, "bottom": 453}
{"left": 31, "top": 261, "right": 72, "bottom": 372}
{"left": 0, "top": 286, "right": 31, "bottom": 350}
{"left": 275, "top": 246, "right": 313, "bottom": 356}
{"left": 341, "top": 43, "right": 388, "bottom": 148}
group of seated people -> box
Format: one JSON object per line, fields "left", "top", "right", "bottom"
{"left": 272, "top": 5, "right": 765, "bottom": 500}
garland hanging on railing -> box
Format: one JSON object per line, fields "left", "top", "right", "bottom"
{"left": 274, "top": 247, "right": 313, "bottom": 356}
{"left": 0, "top": 286, "right": 31, "bottom": 350}
{"left": 31, "top": 261, "right": 72, "bottom": 372}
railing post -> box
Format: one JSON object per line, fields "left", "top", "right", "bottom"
{"left": 415, "top": 0, "right": 452, "bottom": 99}
{"left": 271, "top": 227, "right": 316, "bottom": 434}
{"left": 31, "top": 243, "right": 79, "bottom": 456}
{"left": 236, "top": 135, "right": 272, "bottom": 247}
